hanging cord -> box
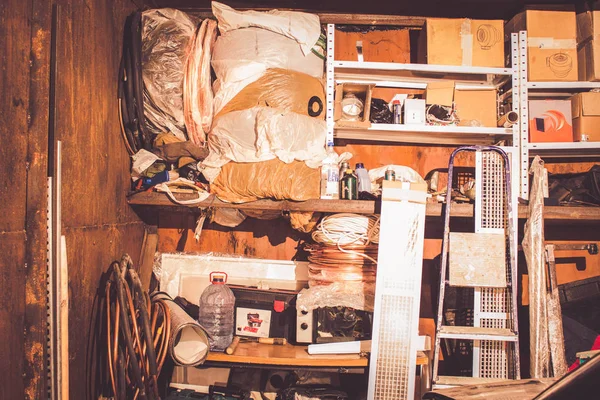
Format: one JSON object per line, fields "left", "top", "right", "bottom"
{"left": 105, "top": 254, "right": 171, "bottom": 400}
{"left": 311, "top": 213, "right": 380, "bottom": 263}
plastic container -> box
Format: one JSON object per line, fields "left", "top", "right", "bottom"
{"left": 198, "top": 272, "right": 236, "bottom": 351}
{"left": 355, "top": 163, "right": 371, "bottom": 193}
{"left": 320, "top": 144, "right": 339, "bottom": 199}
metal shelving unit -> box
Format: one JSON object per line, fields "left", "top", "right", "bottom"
{"left": 518, "top": 31, "right": 600, "bottom": 199}
{"left": 335, "top": 124, "right": 513, "bottom": 145}
{"left": 325, "top": 24, "right": 520, "bottom": 149}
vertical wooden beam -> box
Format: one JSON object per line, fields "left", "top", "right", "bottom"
{"left": 23, "top": 0, "right": 51, "bottom": 398}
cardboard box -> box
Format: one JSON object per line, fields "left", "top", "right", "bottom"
{"left": 528, "top": 100, "right": 573, "bottom": 142}
{"left": 571, "top": 92, "right": 600, "bottom": 141}
{"left": 506, "top": 10, "right": 577, "bottom": 81}
{"left": 334, "top": 28, "right": 410, "bottom": 63}
{"left": 577, "top": 11, "right": 600, "bottom": 81}
{"left": 404, "top": 99, "right": 426, "bottom": 125}
{"left": 454, "top": 88, "right": 497, "bottom": 127}
{"left": 425, "top": 81, "right": 455, "bottom": 106}
{"left": 418, "top": 18, "right": 504, "bottom": 67}
{"left": 334, "top": 83, "right": 373, "bottom": 128}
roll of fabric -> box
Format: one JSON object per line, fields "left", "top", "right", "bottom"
{"left": 152, "top": 292, "right": 210, "bottom": 367}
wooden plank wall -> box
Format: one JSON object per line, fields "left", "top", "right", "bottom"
{"left": 1, "top": 0, "right": 146, "bottom": 398}
{"left": 1, "top": 0, "right": 51, "bottom": 398}
{"left": 52, "top": 0, "right": 146, "bottom": 398}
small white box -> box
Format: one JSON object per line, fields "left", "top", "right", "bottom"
{"left": 404, "top": 99, "right": 426, "bottom": 125}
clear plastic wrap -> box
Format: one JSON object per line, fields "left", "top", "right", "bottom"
{"left": 154, "top": 252, "right": 308, "bottom": 301}
{"left": 522, "top": 155, "right": 550, "bottom": 378}
{"left": 216, "top": 68, "right": 325, "bottom": 120}
{"left": 210, "top": 159, "right": 320, "bottom": 203}
{"left": 211, "top": 27, "right": 324, "bottom": 114}
{"left": 368, "top": 164, "right": 426, "bottom": 194}
{"left": 212, "top": 1, "right": 321, "bottom": 56}
{"left": 296, "top": 282, "right": 375, "bottom": 313}
{"left": 201, "top": 107, "right": 327, "bottom": 181}
{"left": 141, "top": 8, "right": 198, "bottom": 140}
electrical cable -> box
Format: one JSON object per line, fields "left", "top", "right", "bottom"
{"left": 311, "top": 213, "right": 380, "bottom": 264}
{"left": 104, "top": 254, "right": 171, "bottom": 400}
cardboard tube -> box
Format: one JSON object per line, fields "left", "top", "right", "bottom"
{"left": 498, "top": 111, "right": 519, "bottom": 128}
{"left": 152, "top": 293, "right": 210, "bottom": 366}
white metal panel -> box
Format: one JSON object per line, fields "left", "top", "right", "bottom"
{"left": 368, "top": 189, "right": 427, "bottom": 400}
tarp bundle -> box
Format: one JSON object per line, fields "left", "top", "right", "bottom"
{"left": 202, "top": 2, "right": 326, "bottom": 184}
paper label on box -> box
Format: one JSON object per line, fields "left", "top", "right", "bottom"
{"left": 236, "top": 307, "right": 271, "bottom": 338}
{"left": 528, "top": 37, "right": 577, "bottom": 49}
{"left": 460, "top": 19, "right": 473, "bottom": 66}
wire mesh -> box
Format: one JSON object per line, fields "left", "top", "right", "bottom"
{"left": 476, "top": 151, "right": 515, "bottom": 379}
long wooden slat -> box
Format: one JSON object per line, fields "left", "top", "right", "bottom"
{"left": 439, "top": 326, "right": 518, "bottom": 341}
{"left": 205, "top": 342, "right": 428, "bottom": 367}
{"left": 127, "top": 191, "right": 600, "bottom": 221}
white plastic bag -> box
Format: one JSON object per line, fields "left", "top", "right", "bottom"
{"left": 212, "top": 1, "right": 321, "bottom": 56}
{"left": 211, "top": 28, "right": 324, "bottom": 114}
{"left": 201, "top": 107, "right": 327, "bottom": 181}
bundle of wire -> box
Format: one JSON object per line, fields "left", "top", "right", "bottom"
{"left": 308, "top": 214, "right": 380, "bottom": 285}
{"left": 104, "top": 254, "right": 171, "bottom": 400}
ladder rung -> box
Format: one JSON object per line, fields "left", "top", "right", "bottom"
{"left": 434, "top": 376, "right": 511, "bottom": 387}
{"left": 438, "top": 326, "right": 518, "bottom": 341}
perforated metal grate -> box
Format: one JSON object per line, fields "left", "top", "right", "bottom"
{"left": 475, "top": 151, "right": 516, "bottom": 379}
{"left": 369, "top": 198, "right": 426, "bottom": 400}
{"left": 373, "top": 294, "right": 413, "bottom": 400}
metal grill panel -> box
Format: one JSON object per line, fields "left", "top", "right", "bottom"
{"left": 369, "top": 196, "right": 427, "bottom": 400}
{"left": 373, "top": 294, "right": 413, "bottom": 400}
{"left": 474, "top": 150, "right": 516, "bottom": 379}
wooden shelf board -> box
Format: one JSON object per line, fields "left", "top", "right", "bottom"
{"left": 206, "top": 342, "right": 367, "bottom": 367}
{"left": 127, "top": 192, "right": 600, "bottom": 222}
{"left": 205, "top": 342, "right": 428, "bottom": 367}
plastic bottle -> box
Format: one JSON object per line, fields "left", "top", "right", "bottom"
{"left": 198, "top": 272, "right": 236, "bottom": 351}
{"left": 340, "top": 169, "right": 358, "bottom": 200}
{"left": 320, "top": 143, "right": 339, "bottom": 199}
{"left": 355, "top": 163, "right": 371, "bottom": 194}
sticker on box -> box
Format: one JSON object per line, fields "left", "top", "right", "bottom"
{"left": 236, "top": 307, "right": 272, "bottom": 338}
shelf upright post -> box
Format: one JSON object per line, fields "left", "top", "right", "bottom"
{"left": 510, "top": 33, "right": 522, "bottom": 202}
{"left": 326, "top": 24, "right": 336, "bottom": 146}
{"left": 519, "top": 31, "right": 530, "bottom": 199}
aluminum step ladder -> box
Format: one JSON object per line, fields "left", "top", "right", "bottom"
{"left": 432, "top": 146, "right": 521, "bottom": 388}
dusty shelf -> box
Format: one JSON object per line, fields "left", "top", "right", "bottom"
{"left": 527, "top": 81, "right": 600, "bottom": 90}
{"left": 127, "top": 192, "right": 600, "bottom": 222}
{"left": 204, "top": 342, "right": 428, "bottom": 368}
{"left": 527, "top": 142, "right": 600, "bottom": 158}
{"left": 334, "top": 124, "right": 513, "bottom": 145}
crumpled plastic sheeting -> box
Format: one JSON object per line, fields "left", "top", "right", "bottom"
{"left": 212, "top": 1, "right": 321, "bottom": 56}
{"left": 216, "top": 68, "right": 325, "bottom": 120}
{"left": 211, "top": 159, "right": 320, "bottom": 203}
{"left": 296, "top": 282, "right": 375, "bottom": 313}
{"left": 368, "top": 165, "right": 426, "bottom": 194}
{"left": 155, "top": 252, "right": 308, "bottom": 300}
{"left": 522, "top": 155, "right": 550, "bottom": 378}
{"left": 142, "top": 8, "right": 197, "bottom": 140}
{"left": 201, "top": 107, "right": 327, "bottom": 181}
{"left": 211, "top": 27, "right": 324, "bottom": 115}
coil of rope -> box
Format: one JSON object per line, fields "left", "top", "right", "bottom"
{"left": 104, "top": 254, "right": 171, "bottom": 400}
{"left": 311, "top": 213, "right": 380, "bottom": 264}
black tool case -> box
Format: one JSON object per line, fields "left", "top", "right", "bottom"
{"left": 230, "top": 286, "right": 298, "bottom": 343}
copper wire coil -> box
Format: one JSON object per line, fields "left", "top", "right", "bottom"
{"left": 308, "top": 264, "right": 377, "bottom": 274}
{"left": 305, "top": 244, "right": 379, "bottom": 253}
